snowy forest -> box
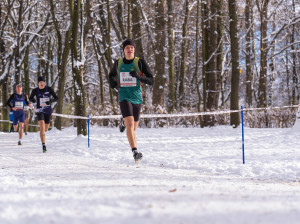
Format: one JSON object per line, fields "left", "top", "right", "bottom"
{"left": 0, "top": 0, "right": 299, "bottom": 134}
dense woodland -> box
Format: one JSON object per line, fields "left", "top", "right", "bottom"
{"left": 0, "top": 0, "right": 299, "bottom": 135}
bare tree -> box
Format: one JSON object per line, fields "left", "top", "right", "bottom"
{"left": 257, "top": 0, "right": 270, "bottom": 108}
{"left": 179, "top": 0, "right": 190, "bottom": 107}
{"left": 152, "top": 0, "right": 166, "bottom": 107}
{"left": 167, "top": 0, "right": 175, "bottom": 112}
{"left": 291, "top": 0, "right": 299, "bottom": 105}
{"left": 132, "top": 0, "right": 144, "bottom": 59}
{"left": 245, "top": 0, "right": 253, "bottom": 107}
{"left": 49, "top": 0, "right": 73, "bottom": 130}
{"left": 228, "top": 0, "right": 240, "bottom": 127}
{"left": 70, "top": 0, "right": 87, "bottom": 135}
{"left": 127, "top": 0, "right": 132, "bottom": 38}
{"left": 193, "top": 0, "right": 201, "bottom": 113}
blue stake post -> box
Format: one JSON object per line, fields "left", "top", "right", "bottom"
{"left": 241, "top": 106, "right": 245, "bottom": 164}
{"left": 88, "top": 115, "right": 90, "bottom": 148}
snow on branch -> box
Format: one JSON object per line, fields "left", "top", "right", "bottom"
{"left": 268, "top": 41, "right": 300, "bottom": 60}
{"left": 19, "top": 13, "right": 50, "bottom": 54}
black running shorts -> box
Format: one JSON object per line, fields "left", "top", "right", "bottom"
{"left": 36, "top": 113, "right": 51, "bottom": 124}
{"left": 119, "top": 100, "right": 141, "bottom": 122}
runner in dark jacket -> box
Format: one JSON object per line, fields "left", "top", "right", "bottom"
{"left": 29, "top": 76, "right": 58, "bottom": 153}
{"left": 6, "top": 84, "right": 30, "bottom": 145}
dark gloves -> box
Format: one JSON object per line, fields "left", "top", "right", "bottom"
{"left": 129, "top": 71, "right": 141, "bottom": 79}
{"left": 129, "top": 71, "right": 154, "bottom": 85}
{"left": 45, "top": 100, "right": 52, "bottom": 105}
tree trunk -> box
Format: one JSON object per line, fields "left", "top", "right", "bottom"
{"left": 23, "top": 47, "right": 30, "bottom": 95}
{"left": 216, "top": 0, "right": 223, "bottom": 108}
{"left": 201, "top": 0, "right": 209, "bottom": 112}
{"left": 268, "top": 14, "right": 277, "bottom": 106}
{"left": 291, "top": 0, "right": 298, "bottom": 105}
{"left": 167, "top": 0, "right": 175, "bottom": 112}
{"left": 228, "top": 0, "right": 240, "bottom": 127}
{"left": 92, "top": 34, "right": 105, "bottom": 108}
{"left": 127, "top": 0, "right": 132, "bottom": 38}
{"left": 132, "top": 0, "right": 144, "bottom": 59}
{"left": 117, "top": 1, "right": 126, "bottom": 39}
{"left": 245, "top": 0, "right": 253, "bottom": 107}
{"left": 70, "top": 0, "right": 87, "bottom": 136}
{"left": 50, "top": 0, "right": 73, "bottom": 130}
{"left": 0, "top": 4, "right": 8, "bottom": 131}
{"left": 1, "top": 77, "right": 9, "bottom": 132}
{"left": 179, "top": 0, "right": 190, "bottom": 108}
{"left": 96, "top": 1, "right": 115, "bottom": 108}
{"left": 14, "top": 0, "right": 24, "bottom": 86}
{"left": 257, "top": 0, "right": 270, "bottom": 108}
{"left": 37, "top": 42, "right": 46, "bottom": 81}
{"left": 54, "top": 32, "right": 72, "bottom": 130}
{"left": 194, "top": 0, "right": 201, "bottom": 114}
{"left": 131, "top": 0, "right": 146, "bottom": 103}
{"left": 206, "top": 0, "right": 218, "bottom": 111}
{"left": 106, "top": 0, "right": 115, "bottom": 108}
{"left": 152, "top": 0, "right": 166, "bottom": 107}
{"left": 285, "top": 50, "right": 291, "bottom": 104}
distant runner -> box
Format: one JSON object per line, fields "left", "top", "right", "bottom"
{"left": 29, "top": 76, "right": 58, "bottom": 153}
{"left": 5, "top": 84, "right": 30, "bottom": 145}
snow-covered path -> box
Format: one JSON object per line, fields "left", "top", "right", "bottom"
{"left": 0, "top": 126, "right": 299, "bottom": 224}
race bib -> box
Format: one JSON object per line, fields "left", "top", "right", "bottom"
{"left": 120, "top": 72, "right": 136, "bottom": 87}
{"left": 24, "top": 106, "right": 29, "bottom": 111}
{"left": 15, "top": 102, "right": 23, "bottom": 109}
{"left": 40, "top": 97, "right": 50, "bottom": 107}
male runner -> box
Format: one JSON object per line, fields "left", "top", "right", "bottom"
{"left": 6, "top": 84, "right": 30, "bottom": 145}
{"left": 29, "top": 76, "right": 58, "bottom": 153}
{"left": 109, "top": 39, "right": 154, "bottom": 163}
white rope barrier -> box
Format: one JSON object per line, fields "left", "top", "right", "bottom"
{"left": 1, "top": 105, "right": 299, "bottom": 122}
{"left": 0, "top": 120, "right": 10, "bottom": 122}
{"left": 0, "top": 120, "right": 10, "bottom": 123}
{"left": 52, "top": 113, "right": 91, "bottom": 120}
{"left": 0, "top": 120, "right": 40, "bottom": 127}
{"left": 2, "top": 105, "right": 299, "bottom": 164}
{"left": 51, "top": 104, "right": 300, "bottom": 120}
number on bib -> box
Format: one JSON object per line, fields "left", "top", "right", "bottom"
{"left": 15, "top": 102, "right": 23, "bottom": 109}
{"left": 120, "top": 72, "right": 137, "bottom": 87}
{"left": 40, "top": 98, "right": 50, "bottom": 107}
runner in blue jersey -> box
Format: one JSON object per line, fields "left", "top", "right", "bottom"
{"left": 109, "top": 39, "right": 154, "bottom": 163}
{"left": 29, "top": 76, "right": 58, "bottom": 153}
{"left": 5, "top": 84, "right": 30, "bottom": 145}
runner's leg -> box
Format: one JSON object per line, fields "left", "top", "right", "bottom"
{"left": 45, "top": 124, "right": 50, "bottom": 132}
{"left": 13, "top": 111, "right": 18, "bottom": 131}
{"left": 124, "top": 116, "right": 136, "bottom": 148}
{"left": 18, "top": 122, "right": 24, "bottom": 140}
{"left": 44, "top": 114, "right": 51, "bottom": 132}
{"left": 25, "top": 112, "right": 30, "bottom": 133}
{"left": 38, "top": 120, "right": 46, "bottom": 143}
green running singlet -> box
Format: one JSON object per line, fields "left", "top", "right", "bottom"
{"left": 117, "top": 57, "right": 143, "bottom": 104}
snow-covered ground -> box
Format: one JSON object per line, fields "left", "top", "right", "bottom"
{"left": 1, "top": 120, "right": 300, "bottom": 224}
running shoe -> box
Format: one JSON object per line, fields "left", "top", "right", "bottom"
{"left": 119, "top": 117, "right": 126, "bottom": 133}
